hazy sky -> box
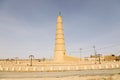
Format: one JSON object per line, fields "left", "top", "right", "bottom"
{"left": 0, "top": 0, "right": 120, "bottom": 59}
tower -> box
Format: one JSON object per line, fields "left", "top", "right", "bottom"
{"left": 54, "top": 13, "right": 66, "bottom": 62}
{"left": 54, "top": 13, "right": 80, "bottom": 62}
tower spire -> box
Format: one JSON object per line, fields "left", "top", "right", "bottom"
{"left": 59, "top": 11, "right": 61, "bottom": 16}
{"left": 54, "top": 13, "right": 66, "bottom": 62}
{"left": 54, "top": 14, "right": 81, "bottom": 62}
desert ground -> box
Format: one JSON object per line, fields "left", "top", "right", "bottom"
{"left": 0, "top": 74, "right": 120, "bottom": 80}
{"left": 0, "top": 69, "right": 120, "bottom": 80}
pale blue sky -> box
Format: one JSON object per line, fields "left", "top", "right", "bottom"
{"left": 0, "top": 0, "right": 120, "bottom": 59}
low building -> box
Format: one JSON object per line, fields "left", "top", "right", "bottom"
{"left": 104, "top": 54, "right": 116, "bottom": 61}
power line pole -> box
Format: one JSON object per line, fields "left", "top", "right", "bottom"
{"left": 93, "top": 46, "right": 97, "bottom": 64}
{"left": 98, "top": 54, "right": 101, "bottom": 64}
{"left": 29, "top": 55, "right": 34, "bottom": 66}
{"left": 80, "top": 48, "right": 82, "bottom": 61}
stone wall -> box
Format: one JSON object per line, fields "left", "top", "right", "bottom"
{"left": 0, "top": 63, "right": 120, "bottom": 72}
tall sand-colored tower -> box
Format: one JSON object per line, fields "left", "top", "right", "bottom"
{"left": 54, "top": 13, "right": 66, "bottom": 62}
{"left": 54, "top": 13, "right": 80, "bottom": 62}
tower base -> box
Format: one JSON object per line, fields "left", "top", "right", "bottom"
{"left": 54, "top": 55, "right": 81, "bottom": 62}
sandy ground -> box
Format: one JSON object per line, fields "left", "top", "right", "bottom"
{"left": 0, "top": 74, "right": 120, "bottom": 80}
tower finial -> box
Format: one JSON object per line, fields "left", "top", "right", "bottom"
{"left": 59, "top": 11, "right": 61, "bottom": 16}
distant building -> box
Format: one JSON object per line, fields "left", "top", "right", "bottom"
{"left": 115, "top": 55, "right": 120, "bottom": 61}
{"left": 104, "top": 54, "right": 116, "bottom": 61}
